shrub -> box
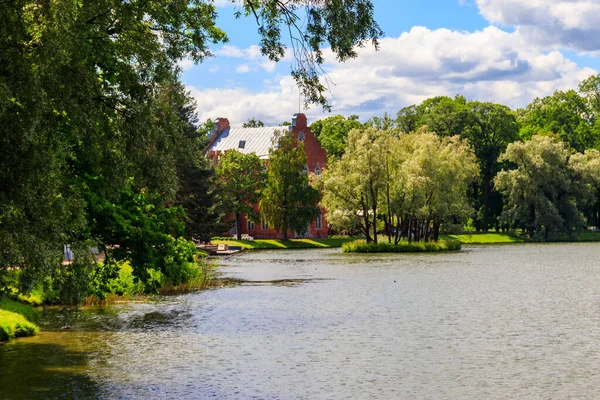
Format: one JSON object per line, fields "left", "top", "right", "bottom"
{"left": 342, "top": 239, "right": 461, "bottom": 253}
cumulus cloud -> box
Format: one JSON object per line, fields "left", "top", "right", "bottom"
{"left": 189, "top": 26, "right": 597, "bottom": 126}
{"left": 476, "top": 0, "right": 600, "bottom": 52}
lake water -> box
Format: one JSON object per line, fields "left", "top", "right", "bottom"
{"left": 2, "top": 244, "right": 600, "bottom": 399}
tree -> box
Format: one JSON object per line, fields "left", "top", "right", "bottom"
{"left": 242, "top": 118, "right": 265, "bottom": 128}
{"left": 322, "top": 128, "right": 389, "bottom": 243}
{"left": 323, "top": 127, "right": 478, "bottom": 243}
{"left": 495, "top": 135, "right": 596, "bottom": 240}
{"left": 215, "top": 150, "right": 266, "bottom": 240}
{"left": 0, "top": 0, "right": 383, "bottom": 297}
{"left": 463, "top": 102, "right": 519, "bottom": 232}
{"left": 310, "top": 115, "right": 362, "bottom": 160}
{"left": 260, "top": 132, "right": 321, "bottom": 239}
{"left": 518, "top": 90, "right": 598, "bottom": 152}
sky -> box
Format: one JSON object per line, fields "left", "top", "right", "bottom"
{"left": 182, "top": 0, "right": 600, "bottom": 127}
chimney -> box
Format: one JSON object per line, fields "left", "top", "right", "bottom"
{"left": 214, "top": 117, "right": 230, "bottom": 136}
{"left": 206, "top": 117, "right": 230, "bottom": 150}
{"left": 291, "top": 113, "right": 307, "bottom": 130}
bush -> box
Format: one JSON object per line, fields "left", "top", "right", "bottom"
{"left": 342, "top": 239, "right": 461, "bottom": 253}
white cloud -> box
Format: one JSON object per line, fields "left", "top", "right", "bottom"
{"left": 476, "top": 0, "right": 600, "bottom": 52}
{"left": 209, "top": 65, "right": 220, "bottom": 73}
{"left": 178, "top": 58, "right": 195, "bottom": 71}
{"left": 236, "top": 64, "right": 250, "bottom": 73}
{"left": 189, "top": 26, "right": 597, "bottom": 125}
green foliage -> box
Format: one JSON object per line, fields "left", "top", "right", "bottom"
{"left": 518, "top": 89, "right": 599, "bottom": 152}
{"left": 260, "top": 132, "right": 321, "bottom": 239}
{"left": 323, "top": 127, "right": 478, "bottom": 244}
{"left": 0, "top": 310, "right": 39, "bottom": 341}
{"left": 215, "top": 150, "right": 266, "bottom": 240}
{"left": 342, "top": 239, "right": 461, "bottom": 253}
{"left": 0, "top": 297, "right": 39, "bottom": 323}
{"left": 0, "top": 297, "right": 39, "bottom": 341}
{"left": 495, "top": 135, "right": 600, "bottom": 240}
{"left": 238, "top": 0, "right": 383, "bottom": 109}
{"left": 242, "top": 118, "right": 265, "bottom": 128}
{"left": 310, "top": 115, "right": 362, "bottom": 160}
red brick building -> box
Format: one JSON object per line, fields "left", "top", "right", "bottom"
{"left": 206, "top": 113, "right": 328, "bottom": 239}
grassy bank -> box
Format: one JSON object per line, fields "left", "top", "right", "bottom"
{"left": 210, "top": 237, "right": 354, "bottom": 250}
{"left": 0, "top": 297, "right": 40, "bottom": 342}
{"left": 441, "top": 232, "right": 528, "bottom": 244}
{"left": 442, "top": 231, "right": 600, "bottom": 244}
{"left": 342, "top": 239, "right": 461, "bottom": 253}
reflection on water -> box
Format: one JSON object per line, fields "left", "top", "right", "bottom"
{"left": 2, "top": 244, "right": 600, "bottom": 399}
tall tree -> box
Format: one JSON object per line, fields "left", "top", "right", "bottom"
{"left": 215, "top": 150, "right": 266, "bottom": 240}
{"left": 464, "top": 102, "right": 519, "bottom": 232}
{"left": 322, "top": 128, "right": 388, "bottom": 243}
{"left": 0, "top": 0, "right": 383, "bottom": 296}
{"left": 518, "top": 90, "right": 598, "bottom": 152}
{"left": 310, "top": 114, "right": 362, "bottom": 160}
{"left": 260, "top": 132, "right": 321, "bottom": 239}
{"left": 495, "top": 135, "right": 597, "bottom": 240}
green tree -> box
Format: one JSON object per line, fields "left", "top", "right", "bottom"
{"left": 260, "top": 132, "right": 321, "bottom": 239}
{"left": 215, "top": 150, "right": 266, "bottom": 240}
{"left": 310, "top": 114, "right": 362, "bottom": 160}
{"left": 322, "top": 128, "right": 388, "bottom": 243}
{"left": 495, "top": 135, "right": 596, "bottom": 240}
{"left": 464, "top": 102, "right": 519, "bottom": 232}
{"left": 0, "top": 0, "right": 383, "bottom": 297}
{"left": 242, "top": 118, "right": 265, "bottom": 128}
{"left": 518, "top": 90, "right": 597, "bottom": 152}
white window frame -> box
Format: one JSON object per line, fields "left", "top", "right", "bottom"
{"left": 314, "top": 162, "right": 322, "bottom": 176}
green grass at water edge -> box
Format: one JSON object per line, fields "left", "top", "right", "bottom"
{"left": 211, "top": 238, "right": 354, "bottom": 250}
{"left": 0, "top": 297, "right": 40, "bottom": 341}
{"left": 342, "top": 240, "right": 462, "bottom": 253}
{"left": 442, "top": 232, "right": 527, "bottom": 244}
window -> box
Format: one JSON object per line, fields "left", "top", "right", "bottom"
{"left": 303, "top": 164, "right": 309, "bottom": 174}
{"left": 261, "top": 217, "right": 268, "bottom": 230}
{"left": 238, "top": 140, "right": 246, "bottom": 149}
{"left": 314, "top": 162, "right": 321, "bottom": 176}
{"left": 298, "top": 131, "right": 305, "bottom": 141}
{"left": 315, "top": 209, "right": 322, "bottom": 229}
{"left": 247, "top": 220, "right": 255, "bottom": 231}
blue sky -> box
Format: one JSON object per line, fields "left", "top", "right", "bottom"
{"left": 183, "top": 0, "right": 600, "bottom": 126}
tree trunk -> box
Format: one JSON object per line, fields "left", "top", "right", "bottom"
{"left": 236, "top": 212, "right": 242, "bottom": 241}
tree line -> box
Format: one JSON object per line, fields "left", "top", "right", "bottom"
{"left": 312, "top": 75, "right": 600, "bottom": 242}
{"left": 0, "top": 0, "right": 381, "bottom": 303}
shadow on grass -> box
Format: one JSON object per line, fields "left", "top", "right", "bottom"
{"left": 0, "top": 340, "right": 103, "bottom": 399}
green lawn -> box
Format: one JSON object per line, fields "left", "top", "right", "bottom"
{"left": 211, "top": 238, "right": 354, "bottom": 250}
{"left": 0, "top": 297, "right": 40, "bottom": 342}
{"left": 441, "top": 232, "right": 528, "bottom": 244}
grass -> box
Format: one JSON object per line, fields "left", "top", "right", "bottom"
{"left": 342, "top": 239, "right": 462, "bottom": 253}
{"left": 210, "top": 237, "right": 354, "bottom": 250}
{"left": 441, "top": 232, "right": 528, "bottom": 244}
{"left": 0, "top": 297, "right": 40, "bottom": 342}
{"left": 575, "top": 231, "right": 600, "bottom": 242}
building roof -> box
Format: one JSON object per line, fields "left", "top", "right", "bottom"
{"left": 207, "top": 126, "right": 290, "bottom": 159}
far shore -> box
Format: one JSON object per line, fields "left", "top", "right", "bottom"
{"left": 210, "top": 231, "right": 600, "bottom": 251}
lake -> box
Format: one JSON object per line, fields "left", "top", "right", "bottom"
{"left": 2, "top": 243, "right": 600, "bottom": 399}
